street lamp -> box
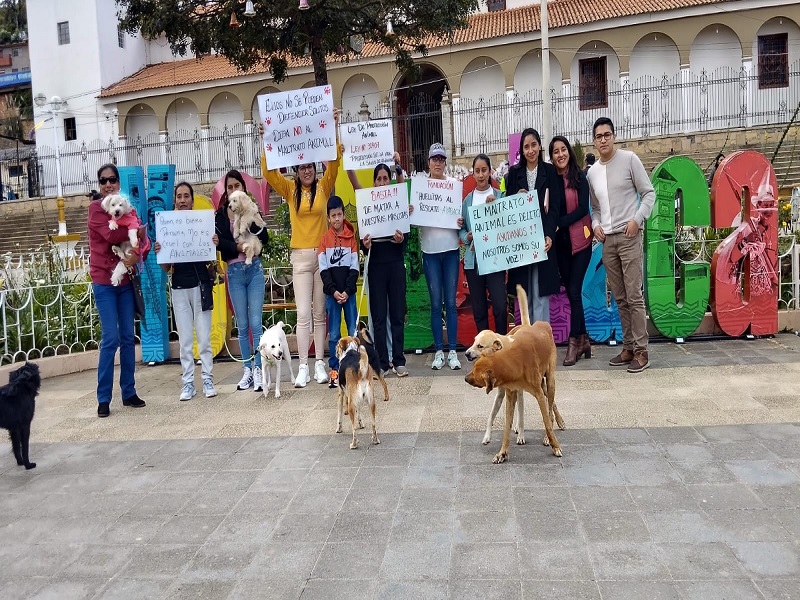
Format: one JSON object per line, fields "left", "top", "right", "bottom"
{"left": 34, "top": 93, "right": 67, "bottom": 235}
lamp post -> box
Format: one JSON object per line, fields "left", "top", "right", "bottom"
{"left": 540, "top": 0, "right": 552, "bottom": 161}
{"left": 34, "top": 92, "right": 67, "bottom": 235}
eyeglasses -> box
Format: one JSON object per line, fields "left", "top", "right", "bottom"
{"left": 593, "top": 132, "right": 614, "bottom": 142}
{"left": 430, "top": 156, "right": 446, "bottom": 163}
{"left": 297, "top": 164, "right": 315, "bottom": 172}
{"left": 98, "top": 176, "right": 118, "bottom": 185}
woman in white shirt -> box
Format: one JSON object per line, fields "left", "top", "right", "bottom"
{"left": 459, "top": 154, "right": 508, "bottom": 335}
{"left": 412, "top": 143, "right": 464, "bottom": 370}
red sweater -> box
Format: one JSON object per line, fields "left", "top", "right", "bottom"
{"left": 88, "top": 200, "right": 150, "bottom": 285}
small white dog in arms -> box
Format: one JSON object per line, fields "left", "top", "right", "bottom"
{"left": 258, "top": 322, "right": 295, "bottom": 398}
{"left": 227, "top": 190, "right": 267, "bottom": 265}
{"left": 101, "top": 194, "right": 140, "bottom": 286}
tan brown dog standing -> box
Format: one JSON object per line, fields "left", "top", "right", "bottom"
{"left": 334, "top": 336, "right": 380, "bottom": 449}
{"left": 465, "top": 285, "right": 564, "bottom": 447}
{"left": 465, "top": 321, "right": 562, "bottom": 463}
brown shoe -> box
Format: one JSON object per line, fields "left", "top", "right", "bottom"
{"left": 563, "top": 337, "right": 579, "bottom": 366}
{"left": 578, "top": 334, "right": 592, "bottom": 359}
{"left": 609, "top": 349, "right": 634, "bottom": 366}
{"left": 627, "top": 350, "right": 650, "bottom": 373}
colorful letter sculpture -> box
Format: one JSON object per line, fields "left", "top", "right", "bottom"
{"left": 582, "top": 243, "right": 622, "bottom": 343}
{"left": 710, "top": 151, "right": 779, "bottom": 336}
{"left": 644, "top": 156, "right": 711, "bottom": 339}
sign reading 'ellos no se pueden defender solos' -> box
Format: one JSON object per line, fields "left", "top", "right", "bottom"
{"left": 257, "top": 85, "right": 337, "bottom": 170}
{"left": 470, "top": 191, "right": 546, "bottom": 275}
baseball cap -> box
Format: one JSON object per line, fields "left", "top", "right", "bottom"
{"left": 428, "top": 143, "right": 447, "bottom": 159}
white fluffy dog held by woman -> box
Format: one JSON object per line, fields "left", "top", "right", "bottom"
{"left": 227, "top": 190, "right": 268, "bottom": 265}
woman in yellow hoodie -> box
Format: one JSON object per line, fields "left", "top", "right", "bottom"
{"left": 261, "top": 110, "right": 342, "bottom": 388}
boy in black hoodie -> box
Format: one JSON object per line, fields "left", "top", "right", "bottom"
{"left": 317, "top": 196, "right": 360, "bottom": 386}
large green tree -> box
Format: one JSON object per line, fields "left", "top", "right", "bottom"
{"left": 116, "top": 0, "right": 478, "bottom": 86}
{"left": 0, "top": 0, "right": 26, "bottom": 44}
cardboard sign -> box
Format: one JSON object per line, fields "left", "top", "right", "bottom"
{"left": 340, "top": 119, "right": 395, "bottom": 170}
{"left": 155, "top": 210, "right": 216, "bottom": 264}
{"left": 258, "top": 85, "right": 337, "bottom": 170}
{"left": 409, "top": 177, "right": 463, "bottom": 229}
{"left": 469, "top": 191, "right": 546, "bottom": 274}
{"left": 356, "top": 183, "right": 410, "bottom": 239}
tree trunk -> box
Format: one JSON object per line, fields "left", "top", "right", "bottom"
{"left": 311, "top": 38, "right": 329, "bottom": 86}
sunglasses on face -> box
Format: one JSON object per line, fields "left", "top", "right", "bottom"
{"left": 99, "top": 176, "right": 118, "bottom": 185}
{"left": 430, "top": 156, "right": 446, "bottom": 163}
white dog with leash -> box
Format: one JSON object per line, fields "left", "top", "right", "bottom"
{"left": 257, "top": 322, "right": 295, "bottom": 398}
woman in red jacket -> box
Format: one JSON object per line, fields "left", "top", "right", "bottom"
{"left": 88, "top": 163, "right": 150, "bottom": 418}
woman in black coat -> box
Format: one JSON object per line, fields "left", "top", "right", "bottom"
{"left": 503, "top": 127, "right": 563, "bottom": 323}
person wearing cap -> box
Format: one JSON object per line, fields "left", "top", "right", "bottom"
{"left": 411, "top": 143, "right": 464, "bottom": 370}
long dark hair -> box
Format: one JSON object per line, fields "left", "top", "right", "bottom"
{"left": 373, "top": 163, "right": 392, "bottom": 183}
{"left": 174, "top": 181, "right": 194, "bottom": 201}
{"left": 548, "top": 136, "right": 581, "bottom": 190}
{"left": 294, "top": 164, "right": 318, "bottom": 212}
{"left": 221, "top": 169, "right": 247, "bottom": 207}
{"left": 518, "top": 128, "right": 543, "bottom": 169}
{"left": 97, "top": 163, "right": 119, "bottom": 180}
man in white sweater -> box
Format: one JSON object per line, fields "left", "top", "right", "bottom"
{"left": 587, "top": 117, "right": 655, "bottom": 373}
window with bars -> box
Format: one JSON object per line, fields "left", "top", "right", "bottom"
{"left": 64, "top": 117, "right": 77, "bottom": 141}
{"left": 579, "top": 57, "right": 608, "bottom": 110}
{"left": 57, "top": 21, "right": 70, "bottom": 45}
{"left": 487, "top": 0, "right": 506, "bottom": 11}
{"left": 118, "top": 27, "right": 125, "bottom": 49}
{"left": 758, "top": 33, "right": 789, "bottom": 89}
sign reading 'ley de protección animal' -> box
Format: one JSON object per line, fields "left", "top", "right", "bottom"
{"left": 258, "top": 85, "right": 337, "bottom": 170}
{"left": 470, "top": 191, "right": 546, "bottom": 275}
{"left": 340, "top": 119, "right": 395, "bottom": 170}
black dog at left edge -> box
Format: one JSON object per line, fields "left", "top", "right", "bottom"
{"left": 0, "top": 362, "right": 41, "bottom": 469}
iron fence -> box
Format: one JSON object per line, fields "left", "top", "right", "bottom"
{"left": 453, "top": 62, "right": 800, "bottom": 156}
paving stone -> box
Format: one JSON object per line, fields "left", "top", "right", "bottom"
{"left": 95, "top": 577, "right": 172, "bottom": 600}
{"left": 454, "top": 511, "right": 517, "bottom": 543}
{"left": 755, "top": 579, "right": 800, "bottom": 599}
{"left": 656, "top": 542, "right": 747, "bottom": 579}
{"left": 686, "top": 483, "right": 766, "bottom": 510}
{"left": 521, "top": 580, "right": 599, "bottom": 599}
{"left": 119, "top": 544, "right": 199, "bottom": 580}
{"left": 450, "top": 543, "right": 519, "bottom": 580}
{"left": 675, "top": 580, "right": 765, "bottom": 600}
{"left": 596, "top": 581, "right": 682, "bottom": 600}
{"left": 343, "top": 483, "right": 403, "bottom": 513}
{"left": 579, "top": 511, "right": 651, "bottom": 543}
{"left": 164, "top": 580, "right": 235, "bottom": 600}
{"left": 298, "top": 579, "right": 379, "bottom": 600}
{"left": 242, "top": 542, "right": 322, "bottom": 580}
{"left": 570, "top": 486, "right": 635, "bottom": 513}
{"left": 380, "top": 541, "right": 451, "bottom": 580}
{"left": 730, "top": 542, "right": 800, "bottom": 577}
{"left": 589, "top": 541, "right": 672, "bottom": 581}
{"left": 311, "top": 541, "right": 386, "bottom": 579}
{"left": 518, "top": 541, "right": 594, "bottom": 580}
{"left": 450, "top": 579, "right": 522, "bottom": 600}
{"left": 329, "top": 511, "right": 393, "bottom": 543}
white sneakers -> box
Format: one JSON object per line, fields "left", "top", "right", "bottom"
{"left": 202, "top": 379, "right": 217, "bottom": 398}
{"left": 448, "top": 350, "right": 462, "bottom": 370}
{"left": 237, "top": 367, "right": 253, "bottom": 390}
{"left": 314, "top": 360, "right": 329, "bottom": 384}
{"left": 179, "top": 383, "right": 196, "bottom": 401}
{"left": 253, "top": 367, "right": 263, "bottom": 392}
{"left": 432, "top": 350, "right": 461, "bottom": 370}
{"left": 295, "top": 363, "right": 310, "bottom": 388}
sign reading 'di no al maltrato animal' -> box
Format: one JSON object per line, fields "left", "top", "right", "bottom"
{"left": 355, "top": 183, "right": 410, "bottom": 239}
{"left": 470, "top": 191, "right": 546, "bottom": 275}
{"left": 258, "top": 85, "right": 337, "bottom": 170}
{"left": 155, "top": 210, "right": 216, "bottom": 264}
{"left": 340, "top": 119, "right": 395, "bottom": 170}
{"left": 409, "top": 177, "right": 463, "bottom": 229}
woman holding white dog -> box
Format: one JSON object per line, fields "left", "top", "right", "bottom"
{"left": 88, "top": 163, "right": 149, "bottom": 418}
{"left": 260, "top": 109, "right": 342, "bottom": 388}
{"left": 215, "top": 170, "right": 270, "bottom": 392}
{"left": 154, "top": 182, "right": 218, "bottom": 401}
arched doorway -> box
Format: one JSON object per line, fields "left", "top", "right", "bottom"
{"left": 394, "top": 65, "right": 447, "bottom": 174}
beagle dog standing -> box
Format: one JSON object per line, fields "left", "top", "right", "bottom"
{"left": 335, "top": 336, "right": 380, "bottom": 450}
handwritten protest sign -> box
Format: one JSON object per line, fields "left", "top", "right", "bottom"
{"left": 155, "top": 210, "right": 216, "bottom": 264}
{"left": 258, "top": 85, "right": 336, "bottom": 170}
{"left": 409, "top": 177, "right": 463, "bottom": 229}
{"left": 340, "top": 119, "right": 395, "bottom": 170}
{"left": 355, "top": 183, "right": 410, "bottom": 239}
{"left": 469, "top": 191, "right": 546, "bottom": 275}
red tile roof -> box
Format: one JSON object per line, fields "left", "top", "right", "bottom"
{"left": 100, "top": 0, "right": 732, "bottom": 98}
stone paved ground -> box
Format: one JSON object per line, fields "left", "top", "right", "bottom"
{"left": 1, "top": 336, "right": 800, "bottom": 599}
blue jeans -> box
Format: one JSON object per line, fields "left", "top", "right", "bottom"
{"left": 326, "top": 294, "right": 358, "bottom": 370}
{"left": 93, "top": 283, "right": 136, "bottom": 404}
{"left": 227, "top": 261, "right": 266, "bottom": 368}
{"left": 422, "top": 250, "right": 459, "bottom": 351}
